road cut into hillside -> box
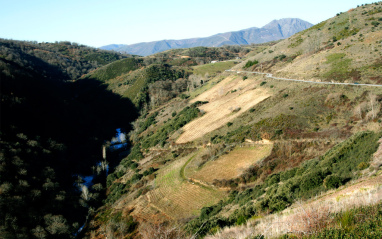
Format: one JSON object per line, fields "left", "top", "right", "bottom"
{"left": 176, "top": 75, "right": 271, "bottom": 143}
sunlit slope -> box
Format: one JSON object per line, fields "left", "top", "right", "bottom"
{"left": 185, "top": 144, "right": 273, "bottom": 185}
{"left": 235, "top": 3, "right": 382, "bottom": 84}
{"left": 176, "top": 75, "right": 271, "bottom": 143}
{"left": 124, "top": 152, "right": 225, "bottom": 222}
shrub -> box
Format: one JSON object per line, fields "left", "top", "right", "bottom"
{"left": 278, "top": 54, "right": 287, "bottom": 60}
{"left": 300, "top": 170, "right": 325, "bottom": 192}
{"left": 244, "top": 60, "right": 258, "bottom": 68}
{"left": 179, "top": 94, "right": 189, "bottom": 99}
{"left": 260, "top": 81, "right": 267, "bottom": 86}
{"left": 357, "top": 162, "right": 369, "bottom": 170}
{"left": 280, "top": 168, "right": 297, "bottom": 181}
{"left": 143, "top": 167, "right": 155, "bottom": 176}
{"left": 265, "top": 173, "right": 280, "bottom": 186}
{"left": 323, "top": 175, "right": 343, "bottom": 189}
{"left": 236, "top": 215, "right": 246, "bottom": 225}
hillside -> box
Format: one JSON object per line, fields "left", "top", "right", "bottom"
{"left": 82, "top": 3, "right": 382, "bottom": 239}
{"left": 100, "top": 18, "right": 313, "bottom": 56}
{"left": 235, "top": 5, "right": 382, "bottom": 84}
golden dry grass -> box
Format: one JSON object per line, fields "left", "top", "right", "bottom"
{"left": 176, "top": 76, "right": 271, "bottom": 143}
{"left": 186, "top": 145, "right": 273, "bottom": 184}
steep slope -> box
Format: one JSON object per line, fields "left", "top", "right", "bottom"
{"left": 100, "top": 18, "right": 313, "bottom": 56}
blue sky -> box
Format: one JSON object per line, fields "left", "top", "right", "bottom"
{"left": 0, "top": 0, "right": 375, "bottom": 47}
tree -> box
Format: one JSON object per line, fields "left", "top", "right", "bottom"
{"left": 44, "top": 214, "right": 70, "bottom": 236}
{"left": 32, "top": 226, "right": 47, "bottom": 239}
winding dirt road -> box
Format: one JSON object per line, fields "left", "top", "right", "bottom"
{"left": 226, "top": 69, "right": 382, "bottom": 87}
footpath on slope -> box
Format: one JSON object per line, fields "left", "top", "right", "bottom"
{"left": 226, "top": 69, "right": 382, "bottom": 87}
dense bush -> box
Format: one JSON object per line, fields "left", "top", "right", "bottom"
{"left": 323, "top": 174, "right": 343, "bottom": 189}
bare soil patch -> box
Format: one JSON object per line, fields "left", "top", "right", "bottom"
{"left": 176, "top": 76, "right": 271, "bottom": 143}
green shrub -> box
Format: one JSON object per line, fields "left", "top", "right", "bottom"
{"left": 300, "top": 170, "right": 325, "bottom": 192}
{"left": 131, "top": 173, "right": 142, "bottom": 182}
{"left": 265, "top": 173, "right": 280, "bottom": 186}
{"left": 244, "top": 60, "right": 258, "bottom": 68}
{"left": 143, "top": 167, "right": 155, "bottom": 176}
{"left": 179, "top": 93, "right": 189, "bottom": 99}
{"left": 323, "top": 174, "right": 343, "bottom": 189}
{"left": 260, "top": 81, "right": 267, "bottom": 86}
{"left": 280, "top": 168, "right": 297, "bottom": 181}
{"left": 277, "top": 54, "right": 287, "bottom": 61}
{"left": 236, "top": 215, "right": 246, "bottom": 225}
{"left": 357, "top": 162, "right": 369, "bottom": 170}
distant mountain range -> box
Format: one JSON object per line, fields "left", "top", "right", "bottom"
{"left": 100, "top": 18, "right": 313, "bottom": 56}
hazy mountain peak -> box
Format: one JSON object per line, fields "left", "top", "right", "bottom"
{"left": 101, "top": 18, "right": 313, "bottom": 56}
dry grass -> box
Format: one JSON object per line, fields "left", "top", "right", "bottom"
{"left": 176, "top": 75, "right": 271, "bottom": 143}
{"left": 233, "top": 4, "right": 382, "bottom": 84}
{"left": 206, "top": 174, "right": 382, "bottom": 239}
{"left": 186, "top": 145, "right": 272, "bottom": 184}
{"left": 139, "top": 222, "right": 188, "bottom": 239}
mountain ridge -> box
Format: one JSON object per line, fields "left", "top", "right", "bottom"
{"left": 100, "top": 18, "right": 313, "bottom": 56}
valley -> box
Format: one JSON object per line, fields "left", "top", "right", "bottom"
{"left": 1, "top": 2, "right": 382, "bottom": 239}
